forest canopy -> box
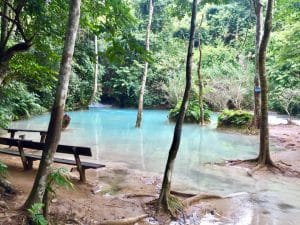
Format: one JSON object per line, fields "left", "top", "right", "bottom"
{"left": 0, "top": 0, "right": 299, "bottom": 127}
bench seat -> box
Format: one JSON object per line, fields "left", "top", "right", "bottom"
{"left": 0, "top": 149, "right": 105, "bottom": 170}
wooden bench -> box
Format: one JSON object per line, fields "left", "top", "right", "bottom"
{"left": 5, "top": 128, "right": 47, "bottom": 143}
{"left": 0, "top": 137, "right": 105, "bottom": 182}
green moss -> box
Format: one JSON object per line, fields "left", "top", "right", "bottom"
{"left": 167, "top": 194, "right": 183, "bottom": 217}
{"left": 169, "top": 100, "right": 211, "bottom": 123}
{"left": 217, "top": 110, "right": 253, "bottom": 128}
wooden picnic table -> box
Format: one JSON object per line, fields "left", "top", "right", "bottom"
{"left": 5, "top": 128, "right": 47, "bottom": 143}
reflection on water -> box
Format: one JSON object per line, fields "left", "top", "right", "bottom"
{"left": 9, "top": 108, "right": 300, "bottom": 225}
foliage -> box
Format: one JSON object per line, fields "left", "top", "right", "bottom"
{"left": 271, "top": 88, "right": 300, "bottom": 119}
{"left": 0, "top": 81, "right": 46, "bottom": 128}
{"left": 46, "top": 167, "right": 74, "bottom": 196}
{"left": 0, "top": 162, "right": 8, "bottom": 178}
{"left": 27, "top": 203, "right": 48, "bottom": 225}
{"left": 217, "top": 109, "right": 253, "bottom": 128}
{"left": 200, "top": 45, "right": 254, "bottom": 110}
{"left": 268, "top": 2, "right": 300, "bottom": 114}
{"left": 169, "top": 99, "right": 211, "bottom": 123}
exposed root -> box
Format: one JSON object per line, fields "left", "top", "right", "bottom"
{"left": 124, "top": 194, "right": 156, "bottom": 199}
{"left": 96, "top": 214, "right": 148, "bottom": 225}
{"left": 278, "top": 160, "right": 291, "bottom": 167}
{"left": 247, "top": 164, "right": 265, "bottom": 176}
{"left": 182, "top": 193, "right": 223, "bottom": 207}
{"left": 0, "top": 177, "right": 16, "bottom": 195}
{"left": 170, "top": 190, "right": 196, "bottom": 198}
{"left": 227, "top": 158, "right": 258, "bottom": 166}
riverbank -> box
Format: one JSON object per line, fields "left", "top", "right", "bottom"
{"left": 0, "top": 123, "right": 300, "bottom": 224}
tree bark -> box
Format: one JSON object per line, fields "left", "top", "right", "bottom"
{"left": 257, "top": 0, "right": 273, "bottom": 165}
{"left": 197, "top": 16, "right": 204, "bottom": 126}
{"left": 252, "top": 0, "right": 263, "bottom": 129}
{"left": 23, "top": 0, "right": 81, "bottom": 210}
{"left": 90, "top": 35, "right": 99, "bottom": 104}
{"left": 158, "top": 0, "right": 197, "bottom": 210}
{"left": 135, "top": 0, "right": 154, "bottom": 128}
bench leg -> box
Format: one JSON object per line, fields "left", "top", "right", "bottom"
{"left": 27, "top": 159, "right": 33, "bottom": 170}
{"left": 9, "top": 131, "right": 15, "bottom": 147}
{"left": 18, "top": 142, "right": 30, "bottom": 170}
{"left": 79, "top": 168, "right": 86, "bottom": 183}
{"left": 73, "top": 151, "right": 86, "bottom": 183}
{"left": 40, "top": 133, "right": 46, "bottom": 143}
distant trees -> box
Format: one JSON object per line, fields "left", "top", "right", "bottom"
{"left": 136, "top": 0, "right": 154, "bottom": 128}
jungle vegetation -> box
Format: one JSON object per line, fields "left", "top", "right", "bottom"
{"left": 0, "top": 0, "right": 298, "bottom": 128}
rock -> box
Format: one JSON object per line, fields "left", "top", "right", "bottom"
{"left": 0, "top": 201, "right": 8, "bottom": 209}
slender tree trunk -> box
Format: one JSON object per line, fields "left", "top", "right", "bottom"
{"left": 158, "top": 0, "right": 197, "bottom": 210}
{"left": 135, "top": 0, "right": 153, "bottom": 128}
{"left": 23, "top": 0, "right": 81, "bottom": 209}
{"left": 197, "top": 42, "right": 204, "bottom": 126}
{"left": 252, "top": 0, "right": 263, "bottom": 129}
{"left": 90, "top": 35, "right": 98, "bottom": 104}
{"left": 197, "top": 16, "right": 204, "bottom": 126}
{"left": 0, "top": 2, "right": 8, "bottom": 48}
{"left": 257, "top": 0, "right": 273, "bottom": 165}
{"left": 0, "top": 61, "right": 8, "bottom": 85}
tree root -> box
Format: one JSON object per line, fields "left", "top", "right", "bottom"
{"left": 124, "top": 194, "right": 156, "bottom": 199}
{"left": 96, "top": 214, "right": 148, "bottom": 225}
{"left": 247, "top": 164, "right": 265, "bottom": 176}
{"left": 182, "top": 193, "right": 223, "bottom": 207}
{"left": 170, "top": 190, "right": 196, "bottom": 198}
{"left": 226, "top": 158, "right": 258, "bottom": 166}
{"left": 278, "top": 160, "right": 291, "bottom": 167}
{"left": 0, "top": 177, "right": 16, "bottom": 195}
{"left": 247, "top": 162, "right": 285, "bottom": 177}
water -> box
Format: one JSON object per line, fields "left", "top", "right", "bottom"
{"left": 9, "top": 108, "right": 300, "bottom": 225}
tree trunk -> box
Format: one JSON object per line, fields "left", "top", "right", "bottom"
{"left": 135, "top": 0, "right": 154, "bottom": 128}
{"left": 158, "top": 0, "right": 197, "bottom": 210}
{"left": 23, "top": 0, "right": 81, "bottom": 210}
{"left": 90, "top": 35, "right": 98, "bottom": 104}
{"left": 197, "top": 16, "right": 204, "bottom": 126}
{"left": 0, "top": 61, "right": 8, "bottom": 85}
{"left": 252, "top": 0, "right": 263, "bottom": 129}
{"left": 257, "top": 0, "right": 273, "bottom": 165}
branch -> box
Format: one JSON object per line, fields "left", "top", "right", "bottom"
{"left": 0, "top": 12, "right": 15, "bottom": 24}
{"left": 2, "top": 0, "right": 17, "bottom": 13}
{"left": 3, "top": 42, "right": 32, "bottom": 61}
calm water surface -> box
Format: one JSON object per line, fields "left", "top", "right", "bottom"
{"left": 9, "top": 108, "right": 300, "bottom": 225}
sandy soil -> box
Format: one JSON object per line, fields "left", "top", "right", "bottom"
{"left": 0, "top": 124, "right": 299, "bottom": 225}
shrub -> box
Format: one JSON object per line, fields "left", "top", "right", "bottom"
{"left": 217, "top": 109, "right": 253, "bottom": 128}
{"left": 0, "top": 161, "right": 8, "bottom": 178}
{"left": 169, "top": 100, "right": 211, "bottom": 123}
{"left": 0, "top": 81, "right": 46, "bottom": 128}
{"left": 27, "top": 203, "right": 48, "bottom": 225}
